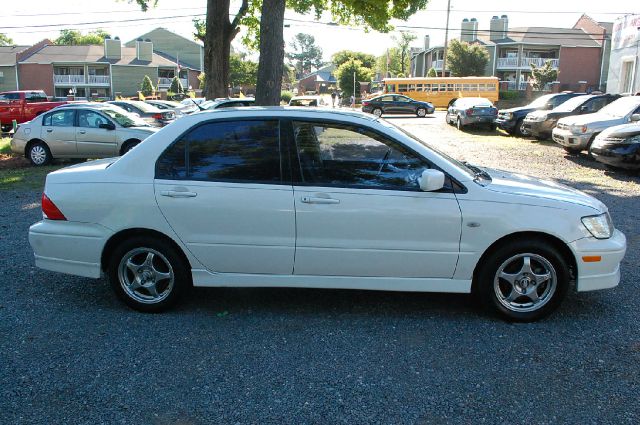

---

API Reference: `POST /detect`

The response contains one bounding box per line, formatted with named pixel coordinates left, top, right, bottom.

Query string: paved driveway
left=1, top=113, right=639, bottom=424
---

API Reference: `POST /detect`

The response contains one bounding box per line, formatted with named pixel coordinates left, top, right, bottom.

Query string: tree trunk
left=204, top=0, right=231, bottom=99
left=255, top=0, right=286, bottom=106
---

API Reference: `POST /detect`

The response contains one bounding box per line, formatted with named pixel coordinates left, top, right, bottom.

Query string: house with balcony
left=17, top=37, right=182, bottom=98
left=0, top=45, right=29, bottom=92
left=411, top=15, right=609, bottom=92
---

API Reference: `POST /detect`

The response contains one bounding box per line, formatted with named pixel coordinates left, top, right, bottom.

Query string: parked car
left=496, top=92, right=584, bottom=136
left=0, top=90, right=68, bottom=132
left=200, top=98, right=255, bottom=110
left=11, top=103, right=157, bottom=165
left=523, top=94, right=620, bottom=140
left=361, top=94, right=435, bottom=118
left=552, top=96, right=640, bottom=153
left=446, top=97, right=498, bottom=130
left=28, top=108, right=626, bottom=322
left=144, top=100, right=197, bottom=116
left=289, top=95, right=326, bottom=107
left=108, top=100, right=175, bottom=127
left=180, top=97, right=206, bottom=108
left=590, top=119, right=640, bottom=170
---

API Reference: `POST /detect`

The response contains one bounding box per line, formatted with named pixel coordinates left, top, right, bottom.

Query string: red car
left=0, top=91, right=68, bottom=132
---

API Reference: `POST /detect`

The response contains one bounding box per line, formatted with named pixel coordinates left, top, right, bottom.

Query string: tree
left=531, top=60, right=558, bottom=91
left=393, top=31, right=417, bottom=75
left=332, top=50, right=376, bottom=70
left=287, top=33, right=324, bottom=77
left=427, top=67, right=437, bottom=77
left=169, top=76, right=184, bottom=94
left=335, top=59, right=374, bottom=99
left=446, top=39, right=489, bottom=77
left=140, top=75, right=155, bottom=96
left=54, top=29, right=111, bottom=45
left=229, top=53, right=258, bottom=87
left=375, top=48, right=405, bottom=77
left=255, top=0, right=286, bottom=105
left=0, top=33, right=14, bottom=46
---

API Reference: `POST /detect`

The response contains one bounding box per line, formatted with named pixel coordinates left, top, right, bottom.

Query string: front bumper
left=570, top=229, right=626, bottom=292
left=523, top=119, right=556, bottom=138
left=552, top=128, right=592, bottom=150
left=495, top=117, right=517, bottom=131
left=590, top=142, right=640, bottom=170
left=29, top=220, right=112, bottom=279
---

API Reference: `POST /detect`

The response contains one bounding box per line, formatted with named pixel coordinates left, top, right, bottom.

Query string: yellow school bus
left=382, top=76, right=499, bottom=108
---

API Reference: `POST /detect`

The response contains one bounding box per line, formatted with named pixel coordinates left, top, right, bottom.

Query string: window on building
left=620, top=59, right=636, bottom=94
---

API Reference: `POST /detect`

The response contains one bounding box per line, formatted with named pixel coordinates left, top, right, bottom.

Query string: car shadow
left=563, top=153, right=640, bottom=181
left=382, top=115, right=437, bottom=120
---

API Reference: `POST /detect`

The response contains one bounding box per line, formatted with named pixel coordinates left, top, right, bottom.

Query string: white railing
left=53, top=74, right=85, bottom=84
left=87, top=75, right=110, bottom=85
left=158, top=77, right=173, bottom=86
left=496, top=57, right=520, bottom=68
left=497, top=57, right=559, bottom=69
left=506, top=81, right=531, bottom=90
left=433, top=59, right=444, bottom=70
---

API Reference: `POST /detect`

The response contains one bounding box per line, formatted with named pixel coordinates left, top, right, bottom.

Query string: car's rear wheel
left=456, top=117, right=464, bottom=131
left=120, top=139, right=140, bottom=155
left=107, top=236, right=190, bottom=312
left=27, top=141, right=52, bottom=166
left=416, top=107, right=427, bottom=118
left=475, top=239, right=570, bottom=322
left=372, top=108, right=382, bottom=117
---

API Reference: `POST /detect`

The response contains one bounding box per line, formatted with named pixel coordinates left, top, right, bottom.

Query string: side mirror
left=630, top=114, right=640, bottom=122
left=99, top=122, right=116, bottom=130
left=418, top=169, right=445, bottom=192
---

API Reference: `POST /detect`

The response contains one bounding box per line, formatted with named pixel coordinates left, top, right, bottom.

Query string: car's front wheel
left=107, top=236, right=190, bottom=312
left=456, top=117, right=464, bottom=131
left=416, top=107, right=427, bottom=118
left=27, top=141, right=52, bottom=166
left=475, top=239, right=570, bottom=322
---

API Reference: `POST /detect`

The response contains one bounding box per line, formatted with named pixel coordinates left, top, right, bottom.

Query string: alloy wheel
left=30, top=145, right=48, bottom=165
left=117, top=247, right=175, bottom=304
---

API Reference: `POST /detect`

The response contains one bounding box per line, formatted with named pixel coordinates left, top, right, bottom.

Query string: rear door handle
left=160, top=190, right=197, bottom=198
left=46, top=129, right=53, bottom=133
left=78, top=130, right=86, bottom=134
left=301, top=196, right=340, bottom=205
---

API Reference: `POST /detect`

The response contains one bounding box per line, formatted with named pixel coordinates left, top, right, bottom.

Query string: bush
left=169, top=76, right=184, bottom=94
left=280, top=91, right=294, bottom=103
left=499, top=90, right=520, bottom=100
left=140, top=75, right=155, bottom=97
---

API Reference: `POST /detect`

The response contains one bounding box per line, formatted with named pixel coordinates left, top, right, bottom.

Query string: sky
left=1, top=0, right=636, bottom=61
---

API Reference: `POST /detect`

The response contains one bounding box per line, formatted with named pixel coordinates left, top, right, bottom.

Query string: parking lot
left=1, top=111, right=639, bottom=424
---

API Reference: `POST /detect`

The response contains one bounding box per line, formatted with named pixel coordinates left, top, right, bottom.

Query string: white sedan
left=28, top=108, right=626, bottom=321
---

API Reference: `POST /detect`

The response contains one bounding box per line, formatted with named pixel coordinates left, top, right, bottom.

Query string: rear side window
left=43, top=110, right=75, bottom=127
left=156, top=120, right=281, bottom=183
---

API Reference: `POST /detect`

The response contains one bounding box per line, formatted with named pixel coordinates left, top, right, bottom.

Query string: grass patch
left=0, top=137, right=11, bottom=155
left=0, top=165, right=62, bottom=190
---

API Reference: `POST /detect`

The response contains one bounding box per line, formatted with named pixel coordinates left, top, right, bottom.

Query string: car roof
left=187, top=106, right=376, bottom=121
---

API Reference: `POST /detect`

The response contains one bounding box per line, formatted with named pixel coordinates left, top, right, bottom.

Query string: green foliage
left=446, top=39, right=489, bottom=77
left=280, top=90, right=294, bottom=103
left=0, top=33, right=13, bottom=46
left=282, top=64, right=296, bottom=89
left=128, top=0, right=158, bottom=11
left=198, top=72, right=206, bottom=90
left=376, top=47, right=406, bottom=77
left=140, top=75, right=155, bottom=96
left=332, top=50, right=376, bottom=70
left=393, top=31, right=417, bottom=75
left=335, top=59, right=374, bottom=97
left=530, top=60, right=558, bottom=90
left=193, top=18, right=206, bottom=43
left=499, top=90, right=521, bottom=100
left=287, top=33, right=324, bottom=76
left=230, top=53, right=258, bottom=86
left=427, top=67, right=437, bottom=77
left=55, top=29, right=111, bottom=46
left=169, top=76, right=184, bottom=94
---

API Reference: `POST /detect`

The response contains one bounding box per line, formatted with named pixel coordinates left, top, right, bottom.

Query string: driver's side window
left=292, top=121, right=431, bottom=190
left=78, top=110, right=107, bottom=128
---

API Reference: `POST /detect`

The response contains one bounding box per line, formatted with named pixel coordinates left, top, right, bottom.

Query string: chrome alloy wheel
left=373, top=108, right=382, bottom=117
left=118, top=248, right=175, bottom=304
left=417, top=108, right=426, bottom=117
left=493, top=253, right=557, bottom=313
left=30, top=145, right=48, bottom=165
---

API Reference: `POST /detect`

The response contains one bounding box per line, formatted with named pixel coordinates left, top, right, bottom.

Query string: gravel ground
left=1, top=113, right=639, bottom=424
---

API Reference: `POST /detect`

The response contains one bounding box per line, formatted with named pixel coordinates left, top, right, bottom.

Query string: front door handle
left=78, top=130, right=86, bottom=134
left=160, top=190, right=198, bottom=198
left=301, top=196, right=340, bottom=205
left=46, top=129, right=53, bottom=133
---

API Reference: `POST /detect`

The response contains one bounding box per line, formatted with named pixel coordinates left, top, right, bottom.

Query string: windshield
left=598, top=97, right=640, bottom=118
left=552, top=95, right=592, bottom=112
left=101, top=108, right=150, bottom=127
left=529, top=94, right=556, bottom=108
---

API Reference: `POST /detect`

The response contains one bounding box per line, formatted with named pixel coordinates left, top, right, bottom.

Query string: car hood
left=500, top=106, right=536, bottom=114
left=483, top=167, right=605, bottom=212
left=557, top=112, right=619, bottom=127
left=598, top=122, right=640, bottom=139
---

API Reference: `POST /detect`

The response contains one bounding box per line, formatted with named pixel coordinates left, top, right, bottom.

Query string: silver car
left=11, top=103, right=158, bottom=166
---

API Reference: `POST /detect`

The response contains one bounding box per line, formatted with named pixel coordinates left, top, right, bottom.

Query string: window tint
left=78, top=110, right=109, bottom=128
left=43, top=110, right=75, bottom=127
left=0, top=93, right=20, bottom=101
left=156, top=120, right=281, bottom=183
left=292, top=121, right=431, bottom=190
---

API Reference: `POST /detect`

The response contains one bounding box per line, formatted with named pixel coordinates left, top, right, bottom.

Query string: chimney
left=461, top=18, right=478, bottom=42
left=490, top=15, right=508, bottom=41
left=136, top=38, right=153, bottom=62
left=104, top=36, right=121, bottom=60
left=423, top=35, right=430, bottom=50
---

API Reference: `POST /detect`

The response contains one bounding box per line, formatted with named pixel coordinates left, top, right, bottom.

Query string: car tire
left=534, top=135, right=547, bottom=141
left=513, top=118, right=526, bottom=137
left=372, top=108, right=382, bottom=118
left=416, top=107, right=427, bottom=118
left=27, top=141, right=52, bottom=166
left=475, top=239, right=570, bottom=322
left=586, top=134, right=599, bottom=159
left=120, top=139, right=140, bottom=156
left=107, top=236, right=190, bottom=313
left=456, top=117, right=464, bottom=131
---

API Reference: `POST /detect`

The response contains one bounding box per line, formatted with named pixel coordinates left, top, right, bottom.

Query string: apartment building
left=606, top=14, right=640, bottom=94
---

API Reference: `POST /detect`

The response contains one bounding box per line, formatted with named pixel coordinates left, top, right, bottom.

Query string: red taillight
left=153, top=113, right=163, bottom=120
left=41, top=193, right=66, bottom=221
left=465, top=108, right=474, bottom=116
left=362, top=101, right=369, bottom=106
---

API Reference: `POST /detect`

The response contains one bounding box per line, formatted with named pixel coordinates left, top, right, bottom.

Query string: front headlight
left=581, top=213, right=613, bottom=239
left=571, top=124, right=589, bottom=134
left=533, top=114, right=547, bottom=122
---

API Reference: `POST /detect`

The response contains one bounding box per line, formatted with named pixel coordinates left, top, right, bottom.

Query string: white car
left=11, top=103, right=158, bottom=165
left=28, top=108, right=626, bottom=321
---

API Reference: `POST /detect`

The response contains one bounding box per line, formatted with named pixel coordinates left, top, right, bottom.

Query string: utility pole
left=442, top=0, right=452, bottom=78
